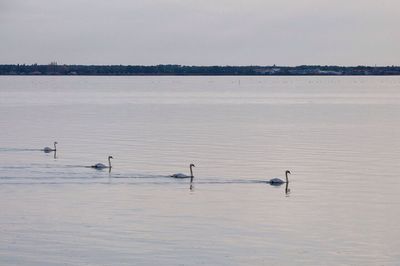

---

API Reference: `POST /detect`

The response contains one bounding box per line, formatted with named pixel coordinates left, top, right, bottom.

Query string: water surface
left=1, top=76, right=399, bottom=265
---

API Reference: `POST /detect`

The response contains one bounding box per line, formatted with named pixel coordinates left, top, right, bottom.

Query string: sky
left=0, top=0, right=399, bottom=66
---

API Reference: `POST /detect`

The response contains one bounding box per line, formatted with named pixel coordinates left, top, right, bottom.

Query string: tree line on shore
left=1, top=64, right=400, bottom=75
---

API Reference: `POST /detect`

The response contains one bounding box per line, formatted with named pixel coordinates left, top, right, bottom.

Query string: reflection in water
left=1, top=76, right=399, bottom=265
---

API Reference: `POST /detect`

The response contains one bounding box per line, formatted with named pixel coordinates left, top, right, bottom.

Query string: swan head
left=107, top=156, right=113, bottom=169
left=190, top=163, right=195, bottom=168
left=54, top=141, right=58, bottom=145
left=285, top=170, right=291, bottom=183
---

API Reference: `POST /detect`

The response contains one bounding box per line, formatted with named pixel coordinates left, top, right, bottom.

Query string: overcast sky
left=1, top=0, right=399, bottom=66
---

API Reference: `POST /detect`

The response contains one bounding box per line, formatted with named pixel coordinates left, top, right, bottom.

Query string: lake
left=0, top=76, right=399, bottom=265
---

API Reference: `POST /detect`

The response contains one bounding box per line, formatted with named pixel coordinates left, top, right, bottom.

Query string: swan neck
left=285, top=172, right=289, bottom=183
left=54, top=143, right=57, bottom=150
left=190, top=165, right=194, bottom=183
left=108, top=158, right=112, bottom=168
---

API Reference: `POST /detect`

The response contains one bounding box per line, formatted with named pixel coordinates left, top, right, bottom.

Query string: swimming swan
left=43, top=142, right=57, bottom=153
left=268, top=170, right=291, bottom=186
left=171, top=164, right=195, bottom=182
left=91, top=156, right=113, bottom=169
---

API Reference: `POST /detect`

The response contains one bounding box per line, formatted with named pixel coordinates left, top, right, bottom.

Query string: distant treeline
left=1, top=64, right=400, bottom=76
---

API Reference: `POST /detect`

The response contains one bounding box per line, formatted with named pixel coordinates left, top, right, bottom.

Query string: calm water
left=1, top=76, right=399, bottom=265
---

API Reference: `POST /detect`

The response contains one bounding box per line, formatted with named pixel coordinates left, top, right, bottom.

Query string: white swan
left=91, top=156, right=113, bottom=169
left=171, top=164, right=195, bottom=182
left=43, top=141, right=57, bottom=153
left=268, top=170, right=291, bottom=186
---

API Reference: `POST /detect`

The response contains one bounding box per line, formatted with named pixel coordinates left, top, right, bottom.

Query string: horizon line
left=1, top=63, right=399, bottom=68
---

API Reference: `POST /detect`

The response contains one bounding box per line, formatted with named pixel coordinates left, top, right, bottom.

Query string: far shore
left=1, top=64, right=400, bottom=76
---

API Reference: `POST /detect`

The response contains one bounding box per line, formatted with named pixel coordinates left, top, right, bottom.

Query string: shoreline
left=1, top=64, right=400, bottom=76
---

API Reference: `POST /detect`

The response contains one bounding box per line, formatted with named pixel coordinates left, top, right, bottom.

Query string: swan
left=171, top=164, right=195, bottom=182
left=268, top=170, right=291, bottom=186
left=43, top=141, right=57, bottom=153
left=91, top=156, right=113, bottom=169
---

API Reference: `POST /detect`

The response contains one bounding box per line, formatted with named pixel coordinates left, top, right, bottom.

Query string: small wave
left=64, top=165, right=94, bottom=168
left=112, top=174, right=168, bottom=179
left=110, top=176, right=269, bottom=184
left=0, top=166, right=32, bottom=169
left=0, top=148, right=42, bottom=152
left=0, top=169, right=274, bottom=185
left=0, top=164, right=65, bottom=170
left=190, top=179, right=267, bottom=185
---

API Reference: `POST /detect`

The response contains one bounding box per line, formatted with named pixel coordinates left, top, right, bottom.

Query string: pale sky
left=1, top=0, right=399, bottom=66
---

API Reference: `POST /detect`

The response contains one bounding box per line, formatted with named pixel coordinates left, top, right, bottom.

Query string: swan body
left=171, top=164, right=195, bottom=182
left=92, top=163, right=107, bottom=169
left=269, top=178, right=285, bottom=185
left=170, top=173, right=190, bottom=178
left=43, top=141, right=57, bottom=153
left=268, top=170, right=291, bottom=186
left=91, top=156, right=113, bottom=169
